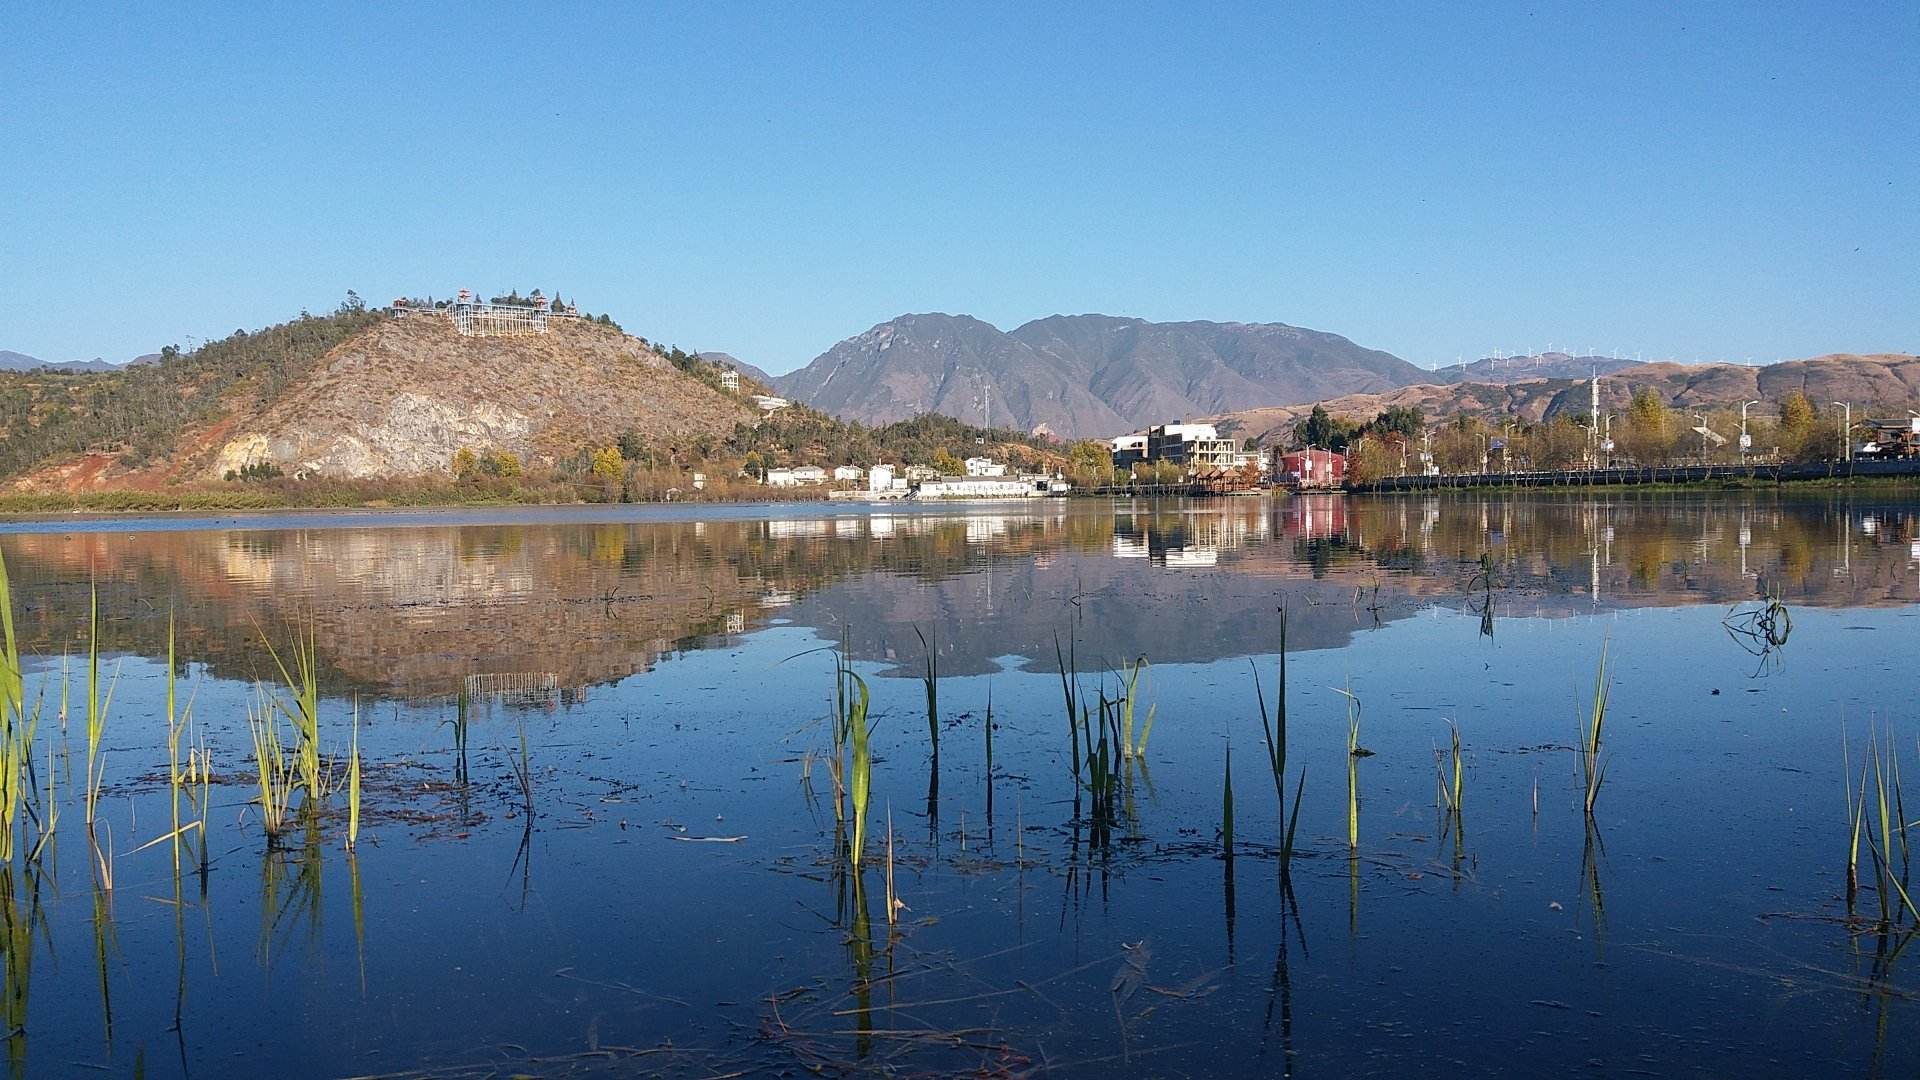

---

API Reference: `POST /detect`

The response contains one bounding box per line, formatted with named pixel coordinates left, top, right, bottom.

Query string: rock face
left=775, top=313, right=1428, bottom=437
left=212, top=315, right=753, bottom=479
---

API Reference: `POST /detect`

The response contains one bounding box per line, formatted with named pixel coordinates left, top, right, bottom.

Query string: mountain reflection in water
left=0, top=491, right=1914, bottom=701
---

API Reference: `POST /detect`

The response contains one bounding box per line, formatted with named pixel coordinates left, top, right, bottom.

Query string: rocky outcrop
left=209, top=316, right=753, bottom=479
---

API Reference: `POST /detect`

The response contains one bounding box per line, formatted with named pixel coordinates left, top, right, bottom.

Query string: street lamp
left=1740, top=400, right=1759, bottom=458
left=1833, top=401, right=1852, bottom=462
left=1693, top=413, right=1712, bottom=461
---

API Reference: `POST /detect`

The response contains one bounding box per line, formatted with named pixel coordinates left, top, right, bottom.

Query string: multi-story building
left=1144, top=423, right=1238, bottom=474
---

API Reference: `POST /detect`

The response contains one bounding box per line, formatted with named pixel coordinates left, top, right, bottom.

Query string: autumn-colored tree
left=1777, top=390, right=1816, bottom=459
left=492, top=450, right=522, bottom=478
left=591, top=446, right=625, bottom=483
left=451, top=447, right=478, bottom=478
left=930, top=448, right=963, bottom=475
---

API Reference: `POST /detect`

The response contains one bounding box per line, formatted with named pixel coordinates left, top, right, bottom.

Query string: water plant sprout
left=1251, top=609, right=1305, bottom=888
left=1582, top=638, right=1612, bottom=817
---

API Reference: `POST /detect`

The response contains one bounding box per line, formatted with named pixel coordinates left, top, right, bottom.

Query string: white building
left=765, top=468, right=798, bottom=487
left=719, top=370, right=741, bottom=392
left=964, top=456, right=1007, bottom=477
left=914, top=477, right=1043, bottom=499
left=789, top=465, right=828, bottom=485
left=751, top=395, right=790, bottom=414
left=868, top=464, right=897, bottom=492
left=832, top=464, right=864, bottom=482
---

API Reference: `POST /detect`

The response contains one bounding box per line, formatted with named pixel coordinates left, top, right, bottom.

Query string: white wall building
left=789, top=465, right=828, bottom=485
left=868, top=464, right=897, bottom=492
left=832, top=465, right=864, bottom=482
left=765, top=468, right=798, bottom=487
left=964, top=456, right=1007, bottom=476
left=914, top=477, right=1044, bottom=499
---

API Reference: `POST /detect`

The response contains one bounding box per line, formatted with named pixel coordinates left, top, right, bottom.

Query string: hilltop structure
left=393, top=288, right=582, bottom=338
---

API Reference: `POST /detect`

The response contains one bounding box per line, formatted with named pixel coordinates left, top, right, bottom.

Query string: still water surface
left=1, top=491, right=1917, bottom=1076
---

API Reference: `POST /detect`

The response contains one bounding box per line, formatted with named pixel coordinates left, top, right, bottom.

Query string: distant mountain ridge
left=1, top=349, right=158, bottom=374
left=1429, top=352, right=1648, bottom=385
left=773, top=313, right=1428, bottom=437
left=696, top=351, right=777, bottom=389
left=1204, top=352, right=1920, bottom=445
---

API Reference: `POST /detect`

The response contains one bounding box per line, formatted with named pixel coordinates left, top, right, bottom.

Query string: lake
left=0, top=490, right=1916, bottom=1077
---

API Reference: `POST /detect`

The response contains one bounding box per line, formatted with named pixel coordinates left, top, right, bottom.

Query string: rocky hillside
left=1205, top=352, right=1920, bottom=444
left=774, top=313, right=1426, bottom=437
left=3, top=309, right=757, bottom=489
left=209, top=316, right=753, bottom=480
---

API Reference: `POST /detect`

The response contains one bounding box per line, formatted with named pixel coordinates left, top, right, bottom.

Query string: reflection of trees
left=0, top=491, right=1911, bottom=701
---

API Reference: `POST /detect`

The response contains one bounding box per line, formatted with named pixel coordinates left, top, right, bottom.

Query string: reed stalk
left=914, top=625, right=939, bottom=766
left=260, top=618, right=322, bottom=802
left=1581, top=638, right=1612, bottom=817
left=346, top=700, right=362, bottom=851
left=0, top=551, right=24, bottom=861
left=1334, top=680, right=1363, bottom=849
left=1251, top=609, right=1305, bottom=886
left=884, top=806, right=899, bottom=927
left=83, top=583, right=118, bottom=828
left=247, top=689, right=296, bottom=840
left=846, top=672, right=873, bottom=866
left=1056, top=632, right=1080, bottom=783
left=1437, top=721, right=1464, bottom=813
left=1222, top=745, right=1234, bottom=860
left=1118, top=656, right=1151, bottom=759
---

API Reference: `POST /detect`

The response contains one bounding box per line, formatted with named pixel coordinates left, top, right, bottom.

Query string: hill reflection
left=0, top=492, right=1914, bottom=700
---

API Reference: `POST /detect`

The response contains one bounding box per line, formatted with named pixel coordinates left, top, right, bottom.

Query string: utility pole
left=1833, top=401, right=1852, bottom=462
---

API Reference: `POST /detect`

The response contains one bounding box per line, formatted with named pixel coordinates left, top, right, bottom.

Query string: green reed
left=346, top=700, right=362, bottom=852
left=914, top=625, right=939, bottom=765
left=164, top=611, right=196, bottom=870
left=259, top=618, right=322, bottom=801
left=247, top=688, right=296, bottom=840
left=83, top=583, right=117, bottom=829
left=1251, top=609, right=1305, bottom=887
left=1582, top=638, right=1612, bottom=817
left=845, top=670, right=873, bottom=866
left=1436, top=721, right=1464, bottom=814
left=1857, top=723, right=1919, bottom=928
left=0, top=552, right=24, bottom=862
left=1118, top=656, right=1155, bottom=760
left=1055, top=631, right=1081, bottom=783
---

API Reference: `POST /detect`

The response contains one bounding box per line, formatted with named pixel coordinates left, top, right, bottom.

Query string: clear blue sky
left=3, top=3, right=1913, bottom=372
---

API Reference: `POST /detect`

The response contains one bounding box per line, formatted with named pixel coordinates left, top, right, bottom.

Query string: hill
left=0, top=350, right=125, bottom=374
left=0, top=305, right=758, bottom=489
left=0, top=301, right=1074, bottom=502
left=697, top=351, right=777, bottom=388
left=1428, top=352, right=1648, bottom=385
left=774, top=313, right=1426, bottom=438
left=1205, top=352, right=1920, bottom=445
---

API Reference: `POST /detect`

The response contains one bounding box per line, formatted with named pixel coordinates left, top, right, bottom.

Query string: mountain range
left=0, top=350, right=159, bottom=374
left=766, top=313, right=1424, bottom=437
left=1201, top=353, right=1920, bottom=446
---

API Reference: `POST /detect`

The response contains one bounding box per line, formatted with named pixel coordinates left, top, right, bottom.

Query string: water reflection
left=1, top=493, right=1916, bottom=701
